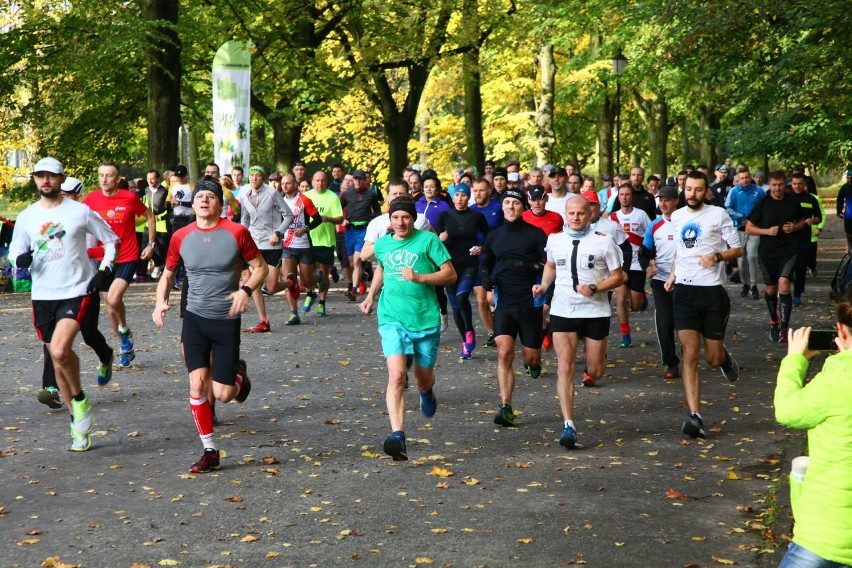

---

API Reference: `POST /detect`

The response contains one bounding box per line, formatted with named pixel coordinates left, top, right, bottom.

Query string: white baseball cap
left=32, top=157, right=64, bottom=175
left=61, top=176, right=83, bottom=194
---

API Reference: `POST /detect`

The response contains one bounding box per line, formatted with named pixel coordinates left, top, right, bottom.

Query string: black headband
left=388, top=199, right=417, bottom=219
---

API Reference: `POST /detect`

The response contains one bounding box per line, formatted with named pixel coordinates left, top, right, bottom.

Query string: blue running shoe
left=619, top=334, right=632, bottom=348
left=383, top=431, right=408, bottom=461
left=559, top=424, right=577, bottom=449
left=119, top=328, right=134, bottom=354
left=117, top=352, right=134, bottom=368
left=420, top=389, right=437, bottom=418
left=316, top=302, right=327, bottom=317
left=97, top=352, right=115, bottom=386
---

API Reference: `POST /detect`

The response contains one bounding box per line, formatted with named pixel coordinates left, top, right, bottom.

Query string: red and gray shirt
left=166, top=219, right=260, bottom=320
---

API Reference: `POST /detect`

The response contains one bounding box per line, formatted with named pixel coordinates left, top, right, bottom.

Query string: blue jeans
left=778, top=542, right=850, bottom=568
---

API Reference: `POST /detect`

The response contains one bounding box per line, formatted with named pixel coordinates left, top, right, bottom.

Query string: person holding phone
left=774, top=296, right=852, bottom=568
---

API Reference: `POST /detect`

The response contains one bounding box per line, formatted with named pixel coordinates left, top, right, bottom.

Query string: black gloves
left=87, top=267, right=113, bottom=293
left=16, top=251, right=33, bottom=269
left=480, top=273, right=494, bottom=291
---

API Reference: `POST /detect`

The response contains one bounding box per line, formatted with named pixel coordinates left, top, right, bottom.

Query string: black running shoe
left=235, top=360, right=251, bottom=403
left=383, top=432, right=408, bottom=461
left=190, top=449, right=221, bottom=473
left=682, top=414, right=706, bottom=439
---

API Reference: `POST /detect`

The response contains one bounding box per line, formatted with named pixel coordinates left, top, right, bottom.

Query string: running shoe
left=420, top=389, right=437, bottom=418
left=71, top=396, right=94, bottom=437
left=97, top=352, right=115, bottom=386
left=261, top=285, right=273, bottom=296
left=316, top=303, right=327, bottom=317
left=740, top=284, right=750, bottom=297
left=440, top=314, right=449, bottom=333
left=720, top=355, right=739, bottom=382
left=581, top=372, right=597, bottom=387
left=751, top=285, right=760, bottom=300
left=792, top=296, right=802, bottom=307
left=729, top=271, right=742, bottom=284
left=302, top=291, right=316, bottom=313
left=286, top=273, right=300, bottom=300
left=151, top=266, right=163, bottom=279
left=383, top=432, right=408, bottom=461
left=69, top=422, right=91, bottom=452
left=249, top=320, right=271, bottom=333
left=494, top=404, right=516, bottom=427
left=619, top=334, right=632, bottom=348
left=285, top=313, right=301, bottom=325
left=664, top=366, right=680, bottom=380
left=559, top=424, right=577, bottom=449
left=464, top=331, right=476, bottom=353
left=345, top=288, right=357, bottom=302
left=484, top=332, right=497, bottom=348
left=525, top=364, right=542, bottom=379
left=778, top=330, right=789, bottom=345
left=459, top=344, right=472, bottom=360
left=115, top=351, right=136, bottom=369
left=37, top=387, right=62, bottom=409
left=330, top=266, right=340, bottom=283
left=357, top=281, right=367, bottom=295
left=119, top=328, right=134, bottom=354
left=682, top=413, right=706, bottom=439
left=769, top=320, right=781, bottom=342
left=190, top=448, right=221, bottom=473
left=235, top=359, right=251, bottom=403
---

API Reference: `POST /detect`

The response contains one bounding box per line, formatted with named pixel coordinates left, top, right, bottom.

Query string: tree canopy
left=0, top=0, right=849, bottom=196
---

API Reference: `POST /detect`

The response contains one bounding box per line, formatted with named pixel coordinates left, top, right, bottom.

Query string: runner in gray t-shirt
left=153, top=179, right=269, bottom=474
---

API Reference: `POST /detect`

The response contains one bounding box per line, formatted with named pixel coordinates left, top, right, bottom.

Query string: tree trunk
left=463, top=46, right=485, bottom=172
left=462, top=0, right=485, bottom=172
left=419, top=110, right=430, bottom=168
left=269, top=118, right=303, bottom=173
left=634, top=90, right=670, bottom=177
left=698, top=105, right=721, bottom=169
left=144, top=0, right=181, bottom=173
left=187, top=127, right=199, bottom=178
left=679, top=116, right=690, bottom=169
left=370, top=63, right=430, bottom=178
left=596, top=93, right=614, bottom=178
left=535, top=44, right=556, bottom=167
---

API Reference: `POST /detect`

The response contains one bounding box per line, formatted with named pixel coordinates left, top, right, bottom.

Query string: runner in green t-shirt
left=360, top=195, right=455, bottom=461
left=304, top=173, right=343, bottom=316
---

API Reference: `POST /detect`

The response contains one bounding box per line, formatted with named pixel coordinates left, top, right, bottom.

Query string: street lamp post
left=611, top=51, right=628, bottom=175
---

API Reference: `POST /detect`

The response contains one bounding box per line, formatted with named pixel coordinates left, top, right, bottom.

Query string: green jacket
left=775, top=350, right=852, bottom=565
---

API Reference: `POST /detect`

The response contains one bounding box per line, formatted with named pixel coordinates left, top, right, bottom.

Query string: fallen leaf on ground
left=429, top=466, right=454, bottom=478
left=711, top=557, right=737, bottom=565
left=666, top=488, right=688, bottom=500
left=240, top=535, right=258, bottom=543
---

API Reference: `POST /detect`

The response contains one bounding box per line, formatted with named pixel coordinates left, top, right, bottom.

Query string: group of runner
left=11, top=156, right=825, bottom=468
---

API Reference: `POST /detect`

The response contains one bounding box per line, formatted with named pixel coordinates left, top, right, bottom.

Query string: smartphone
left=807, top=329, right=837, bottom=351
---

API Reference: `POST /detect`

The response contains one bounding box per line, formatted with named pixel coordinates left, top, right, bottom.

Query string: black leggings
left=42, top=293, right=113, bottom=389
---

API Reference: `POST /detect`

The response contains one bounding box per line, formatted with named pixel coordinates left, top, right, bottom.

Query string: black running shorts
left=181, top=311, right=240, bottom=385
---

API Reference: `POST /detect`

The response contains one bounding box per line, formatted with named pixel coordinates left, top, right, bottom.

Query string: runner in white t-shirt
left=609, top=183, right=652, bottom=348
left=664, top=171, right=742, bottom=439
left=534, top=196, right=625, bottom=449
left=279, top=174, right=324, bottom=325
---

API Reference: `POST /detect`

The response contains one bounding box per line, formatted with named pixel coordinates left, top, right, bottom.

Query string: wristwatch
left=147, top=242, right=156, bottom=248
left=589, top=284, right=598, bottom=294
left=714, top=252, right=723, bottom=262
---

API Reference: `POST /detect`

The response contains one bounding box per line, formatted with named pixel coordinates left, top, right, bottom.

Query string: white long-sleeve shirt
left=9, top=197, right=119, bottom=300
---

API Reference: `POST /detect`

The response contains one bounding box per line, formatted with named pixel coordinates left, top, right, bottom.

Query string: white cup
left=791, top=455, right=809, bottom=483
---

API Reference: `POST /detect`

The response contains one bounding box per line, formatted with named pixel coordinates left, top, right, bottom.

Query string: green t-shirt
left=374, top=229, right=452, bottom=331
left=304, top=189, right=342, bottom=248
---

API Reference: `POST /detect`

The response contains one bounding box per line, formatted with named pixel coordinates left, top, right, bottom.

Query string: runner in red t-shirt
left=84, top=162, right=156, bottom=368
